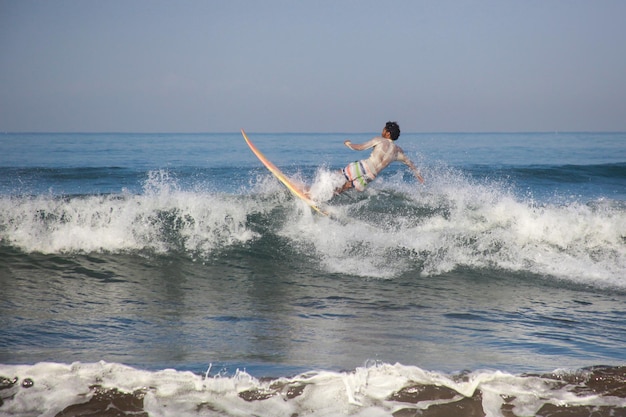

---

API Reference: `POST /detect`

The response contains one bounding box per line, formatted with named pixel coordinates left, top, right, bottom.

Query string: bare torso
left=347, top=137, right=412, bottom=178
left=338, top=134, right=424, bottom=194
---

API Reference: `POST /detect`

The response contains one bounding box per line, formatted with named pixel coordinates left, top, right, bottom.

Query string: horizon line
left=3, top=130, right=625, bottom=135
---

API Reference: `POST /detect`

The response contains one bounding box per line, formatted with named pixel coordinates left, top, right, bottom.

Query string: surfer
left=336, top=121, right=424, bottom=194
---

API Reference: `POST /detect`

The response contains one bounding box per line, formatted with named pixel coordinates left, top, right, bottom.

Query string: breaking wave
left=0, top=167, right=624, bottom=288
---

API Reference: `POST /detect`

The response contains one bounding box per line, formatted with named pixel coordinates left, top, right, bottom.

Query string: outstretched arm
left=398, top=151, right=425, bottom=184
left=407, top=160, right=425, bottom=184
left=344, top=138, right=381, bottom=151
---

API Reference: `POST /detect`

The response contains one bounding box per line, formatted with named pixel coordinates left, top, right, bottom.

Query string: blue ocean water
left=0, top=132, right=625, bottom=416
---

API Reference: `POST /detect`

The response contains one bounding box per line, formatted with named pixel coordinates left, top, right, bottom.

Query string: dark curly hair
left=385, top=121, right=400, bottom=140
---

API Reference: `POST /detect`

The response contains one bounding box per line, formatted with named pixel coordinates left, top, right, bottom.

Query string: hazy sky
left=1, top=0, right=625, bottom=132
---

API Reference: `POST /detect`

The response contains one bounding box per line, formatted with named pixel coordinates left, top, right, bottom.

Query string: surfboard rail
left=242, top=129, right=328, bottom=216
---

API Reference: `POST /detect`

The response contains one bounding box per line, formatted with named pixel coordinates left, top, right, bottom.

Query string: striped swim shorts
left=342, top=161, right=375, bottom=191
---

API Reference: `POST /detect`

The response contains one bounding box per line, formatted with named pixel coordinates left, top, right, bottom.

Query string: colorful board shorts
left=342, top=161, right=375, bottom=191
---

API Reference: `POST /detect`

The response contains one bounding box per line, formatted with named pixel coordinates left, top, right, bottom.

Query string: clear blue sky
left=1, top=0, right=625, bottom=132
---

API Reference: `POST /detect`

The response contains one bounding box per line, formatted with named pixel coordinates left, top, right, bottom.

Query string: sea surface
left=0, top=131, right=625, bottom=416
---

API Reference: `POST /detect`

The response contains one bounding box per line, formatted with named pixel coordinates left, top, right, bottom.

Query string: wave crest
left=1, top=168, right=624, bottom=289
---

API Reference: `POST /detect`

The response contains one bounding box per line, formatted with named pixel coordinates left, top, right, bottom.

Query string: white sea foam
left=284, top=166, right=626, bottom=287
left=1, top=167, right=624, bottom=288
left=308, top=167, right=346, bottom=202
left=0, top=361, right=623, bottom=417
left=0, top=170, right=257, bottom=255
